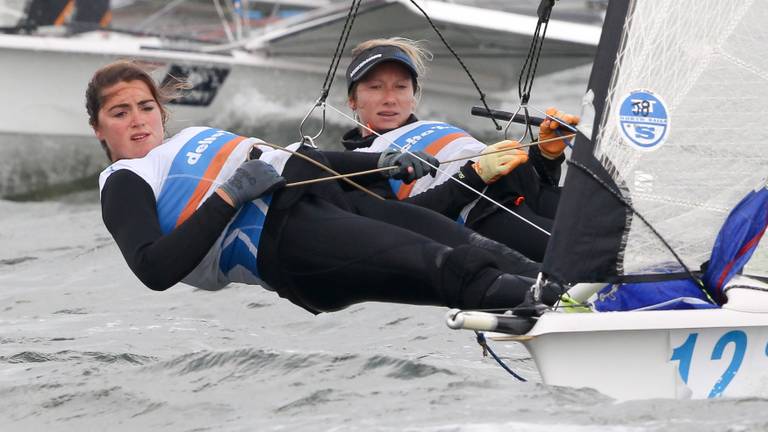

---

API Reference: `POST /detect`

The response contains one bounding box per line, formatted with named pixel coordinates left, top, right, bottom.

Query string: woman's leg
left=349, top=195, right=540, bottom=277
left=468, top=203, right=552, bottom=262
left=269, top=197, right=535, bottom=313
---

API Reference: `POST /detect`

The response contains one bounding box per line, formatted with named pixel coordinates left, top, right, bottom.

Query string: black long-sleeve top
left=100, top=149, right=382, bottom=291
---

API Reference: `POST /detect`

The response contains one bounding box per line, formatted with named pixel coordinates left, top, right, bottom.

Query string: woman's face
left=93, top=80, right=164, bottom=161
left=348, top=62, right=416, bottom=136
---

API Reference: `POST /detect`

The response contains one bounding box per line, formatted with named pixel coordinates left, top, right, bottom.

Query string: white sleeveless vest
left=354, top=121, right=487, bottom=223
left=98, top=127, right=298, bottom=291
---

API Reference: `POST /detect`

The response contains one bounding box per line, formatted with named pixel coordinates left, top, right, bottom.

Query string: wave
left=1, top=350, right=156, bottom=365
left=145, top=347, right=354, bottom=375
left=144, top=347, right=454, bottom=381
left=361, top=355, right=455, bottom=380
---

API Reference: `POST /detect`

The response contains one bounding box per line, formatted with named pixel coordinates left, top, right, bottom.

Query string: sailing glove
left=219, top=159, right=286, bottom=208
left=538, top=106, right=580, bottom=159
left=473, top=140, right=528, bottom=184
left=378, top=149, right=439, bottom=184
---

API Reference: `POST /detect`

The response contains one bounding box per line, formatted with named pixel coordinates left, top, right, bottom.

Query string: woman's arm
left=529, top=145, right=565, bottom=187
left=101, top=170, right=237, bottom=291
left=402, top=162, right=487, bottom=220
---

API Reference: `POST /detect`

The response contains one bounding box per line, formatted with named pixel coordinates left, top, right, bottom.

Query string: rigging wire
left=439, top=134, right=575, bottom=164
left=319, top=0, right=362, bottom=101
left=514, top=0, right=556, bottom=142
left=406, top=0, right=501, bottom=131
left=298, top=0, right=362, bottom=142
left=255, top=141, right=385, bottom=200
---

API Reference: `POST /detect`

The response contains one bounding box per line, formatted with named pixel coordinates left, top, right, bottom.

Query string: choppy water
left=1, top=35, right=766, bottom=429
left=2, top=192, right=768, bottom=431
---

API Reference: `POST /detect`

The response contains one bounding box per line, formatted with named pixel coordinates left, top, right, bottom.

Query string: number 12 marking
left=670, top=330, right=748, bottom=398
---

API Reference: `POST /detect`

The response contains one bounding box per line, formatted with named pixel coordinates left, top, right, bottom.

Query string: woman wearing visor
left=341, top=38, right=579, bottom=262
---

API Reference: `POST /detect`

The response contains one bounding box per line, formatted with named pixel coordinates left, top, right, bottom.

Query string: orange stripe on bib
left=395, top=132, right=468, bottom=200
left=175, top=135, right=247, bottom=227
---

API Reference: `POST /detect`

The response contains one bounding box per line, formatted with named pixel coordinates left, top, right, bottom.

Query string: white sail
left=590, top=0, right=767, bottom=274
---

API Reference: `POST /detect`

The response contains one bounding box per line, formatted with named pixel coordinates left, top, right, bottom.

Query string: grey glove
left=219, top=159, right=286, bottom=207
left=377, top=150, right=440, bottom=184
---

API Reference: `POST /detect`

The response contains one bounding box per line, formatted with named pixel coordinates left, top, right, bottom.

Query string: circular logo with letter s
left=617, top=89, right=670, bottom=151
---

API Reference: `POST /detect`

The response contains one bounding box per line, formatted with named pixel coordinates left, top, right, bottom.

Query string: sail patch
left=617, top=89, right=670, bottom=151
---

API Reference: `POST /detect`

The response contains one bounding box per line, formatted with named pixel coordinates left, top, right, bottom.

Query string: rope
left=475, top=331, right=527, bottom=381
left=285, top=166, right=394, bottom=187
left=439, top=134, right=574, bottom=165
left=256, top=141, right=385, bottom=200
left=407, top=0, right=501, bottom=131
left=325, top=103, right=551, bottom=236
left=280, top=135, right=573, bottom=189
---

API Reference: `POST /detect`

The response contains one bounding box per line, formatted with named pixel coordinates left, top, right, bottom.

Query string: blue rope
left=474, top=331, right=527, bottom=382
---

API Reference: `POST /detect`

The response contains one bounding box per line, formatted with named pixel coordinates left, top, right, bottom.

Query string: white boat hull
left=497, top=308, right=768, bottom=400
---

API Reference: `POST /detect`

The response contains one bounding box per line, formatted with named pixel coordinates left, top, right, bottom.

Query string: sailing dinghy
left=447, top=0, right=768, bottom=400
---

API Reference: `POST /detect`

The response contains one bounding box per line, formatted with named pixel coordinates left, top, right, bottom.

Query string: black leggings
left=468, top=203, right=553, bottom=263
left=264, top=195, right=538, bottom=313
left=352, top=196, right=541, bottom=277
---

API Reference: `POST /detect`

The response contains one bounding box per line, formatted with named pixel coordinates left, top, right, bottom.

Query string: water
left=1, top=14, right=767, bottom=429
left=1, top=192, right=768, bottom=431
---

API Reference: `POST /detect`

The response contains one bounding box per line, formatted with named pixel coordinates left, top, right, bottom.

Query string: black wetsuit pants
left=259, top=189, right=542, bottom=314
left=468, top=202, right=554, bottom=263
left=465, top=171, right=561, bottom=263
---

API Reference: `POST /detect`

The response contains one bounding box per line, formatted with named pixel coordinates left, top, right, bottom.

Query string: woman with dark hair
left=91, top=60, right=559, bottom=315
left=341, top=38, right=579, bottom=262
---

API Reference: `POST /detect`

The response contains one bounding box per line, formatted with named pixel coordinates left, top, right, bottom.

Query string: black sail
left=542, top=0, right=631, bottom=284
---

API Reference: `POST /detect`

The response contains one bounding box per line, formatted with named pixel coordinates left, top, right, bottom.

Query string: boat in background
left=0, top=0, right=602, bottom=198
left=246, top=0, right=601, bottom=100
left=0, top=0, right=333, bottom=198
left=447, top=0, right=768, bottom=400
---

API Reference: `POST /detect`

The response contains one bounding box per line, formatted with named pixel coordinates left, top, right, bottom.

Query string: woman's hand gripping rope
left=377, top=150, right=440, bottom=183
left=217, top=159, right=287, bottom=208
left=472, top=140, right=528, bottom=184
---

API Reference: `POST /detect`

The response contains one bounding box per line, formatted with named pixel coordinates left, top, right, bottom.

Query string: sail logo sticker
left=617, top=89, right=670, bottom=151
